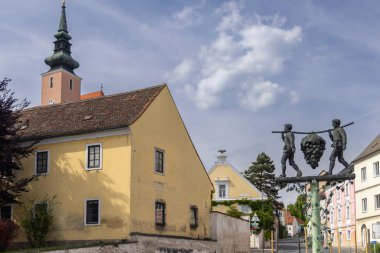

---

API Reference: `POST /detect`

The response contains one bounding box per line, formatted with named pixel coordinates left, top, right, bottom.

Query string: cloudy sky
left=1, top=0, right=380, bottom=204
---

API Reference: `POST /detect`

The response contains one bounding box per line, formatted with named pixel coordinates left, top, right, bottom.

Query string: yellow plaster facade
left=14, top=86, right=213, bottom=242
left=208, top=153, right=263, bottom=213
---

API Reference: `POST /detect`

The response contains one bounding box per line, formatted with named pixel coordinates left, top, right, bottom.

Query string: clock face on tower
left=48, top=99, right=56, bottom=105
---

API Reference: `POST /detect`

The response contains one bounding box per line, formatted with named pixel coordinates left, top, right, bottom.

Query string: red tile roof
left=18, top=84, right=166, bottom=141
left=80, top=90, right=105, bottom=100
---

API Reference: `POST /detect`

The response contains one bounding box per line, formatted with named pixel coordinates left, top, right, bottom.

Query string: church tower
left=41, top=1, right=81, bottom=106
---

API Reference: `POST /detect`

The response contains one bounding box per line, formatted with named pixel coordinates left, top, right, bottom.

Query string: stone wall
left=211, top=211, right=250, bottom=253
left=45, top=234, right=217, bottom=253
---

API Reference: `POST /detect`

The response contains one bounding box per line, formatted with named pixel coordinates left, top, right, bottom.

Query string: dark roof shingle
left=19, top=84, right=166, bottom=141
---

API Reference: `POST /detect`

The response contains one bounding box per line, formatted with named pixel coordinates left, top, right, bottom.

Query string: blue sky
left=1, top=0, right=380, bottom=204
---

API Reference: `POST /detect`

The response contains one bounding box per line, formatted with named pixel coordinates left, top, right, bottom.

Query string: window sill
left=86, top=167, right=102, bottom=171
left=35, top=173, right=49, bottom=176
left=154, top=171, right=165, bottom=176
left=84, top=223, right=100, bottom=226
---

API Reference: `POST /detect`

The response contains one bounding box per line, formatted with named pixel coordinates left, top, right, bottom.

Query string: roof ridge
left=23, top=83, right=167, bottom=112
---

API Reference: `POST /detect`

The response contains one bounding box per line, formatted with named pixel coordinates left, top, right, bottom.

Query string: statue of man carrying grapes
left=280, top=124, right=302, bottom=178
left=328, top=119, right=350, bottom=175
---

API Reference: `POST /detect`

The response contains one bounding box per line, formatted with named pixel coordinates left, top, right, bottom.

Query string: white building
left=353, top=134, right=380, bottom=248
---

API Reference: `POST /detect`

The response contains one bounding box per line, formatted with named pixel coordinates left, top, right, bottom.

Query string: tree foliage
left=21, top=195, right=57, bottom=248
left=0, top=78, right=35, bottom=206
left=243, top=152, right=279, bottom=201
left=287, top=194, right=307, bottom=222
left=226, top=206, right=244, bottom=218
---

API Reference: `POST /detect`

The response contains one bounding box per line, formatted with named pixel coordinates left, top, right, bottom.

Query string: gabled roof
left=353, top=134, right=380, bottom=163
left=295, top=217, right=304, bottom=225
left=18, top=84, right=166, bottom=141
left=208, top=157, right=266, bottom=198
left=80, top=90, right=105, bottom=100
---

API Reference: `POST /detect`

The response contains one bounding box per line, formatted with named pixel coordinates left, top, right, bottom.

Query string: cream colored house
left=353, top=134, right=380, bottom=248
left=208, top=152, right=264, bottom=249
left=208, top=152, right=264, bottom=214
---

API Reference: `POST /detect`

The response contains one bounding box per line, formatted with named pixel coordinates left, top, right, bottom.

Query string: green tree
left=243, top=152, right=279, bottom=201
left=0, top=78, right=35, bottom=206
left=287, top=194, right=307, bottom=222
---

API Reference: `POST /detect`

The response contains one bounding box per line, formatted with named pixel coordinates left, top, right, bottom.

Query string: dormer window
left=50, top=77, right=53, bottom=88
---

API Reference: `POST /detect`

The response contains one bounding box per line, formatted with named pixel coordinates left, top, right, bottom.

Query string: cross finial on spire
left=62, top=0, right=65, bottom=7
left=101, top=83, right=103, bottom=92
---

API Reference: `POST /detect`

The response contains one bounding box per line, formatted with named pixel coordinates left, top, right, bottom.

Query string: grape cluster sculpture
left=300, top=133, right=326, bottom=169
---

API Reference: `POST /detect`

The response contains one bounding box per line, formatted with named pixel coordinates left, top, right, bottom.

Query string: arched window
left=50, top=77, right=53, bottom=88
left=70, top=79, right=73, bottom=90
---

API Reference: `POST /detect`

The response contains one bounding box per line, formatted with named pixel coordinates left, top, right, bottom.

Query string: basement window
left=190, top=206, right=198, bottom=228
left=85, top=199, right=100, bottom=225
left=155, top=201, right=166, bottom=226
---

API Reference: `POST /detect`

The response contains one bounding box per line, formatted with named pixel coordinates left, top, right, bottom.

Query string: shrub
left=21, top=195, right=57, bottom=248
left=226, top=206, right=244, bottom=218
left=0, top=219, right=20, bottom=251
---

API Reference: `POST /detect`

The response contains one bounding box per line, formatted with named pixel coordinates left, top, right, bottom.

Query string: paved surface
left=251, top=238, right=360, bottom=253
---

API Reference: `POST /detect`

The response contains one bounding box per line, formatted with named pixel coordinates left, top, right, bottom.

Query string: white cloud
left=289, top=91, right=300, bottom=104
left=170, top=5, right=202, bottom=28
left=239, top=80, right=284, bottom=111
left=167, top=1, right=303, bottom=110
left=166, top=58, right=195, bottom=83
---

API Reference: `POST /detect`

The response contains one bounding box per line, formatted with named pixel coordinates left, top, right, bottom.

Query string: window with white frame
left=361, top=167, right=367, bottom=181
left=347, top=230, right=351, bottom=240
left=331, top=233, right=334, bottom=241
left=218, top=184, right=226, bottom=198
left=86, top=144, right=102, bottom=170
left=85, top=199, right=100, bottom=225
left=338, top=208, right=342, bottom=221
left=0, top=205, right=12, bottom=220
left=374, top=162, right=380, bottom=177
left=362, top=198, right=368, bottom=213
left=375, top=195, right=380, bottom=210
left=155, top=149, right=164, bottom=174
left=36, top=151, right=49, bottom=175
left=346, top=206, right=350, bottom=218
left=345, top=182, right=349, bottom=196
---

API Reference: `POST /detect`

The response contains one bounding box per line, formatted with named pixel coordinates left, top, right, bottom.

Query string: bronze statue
left=328, top=119, right=350, bottom=174
left=280, top=124, right=302, bottom=178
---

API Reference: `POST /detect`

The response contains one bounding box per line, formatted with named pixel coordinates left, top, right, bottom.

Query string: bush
left=0, top=219, right=20, bottom=251
left=226, top=206, right=244, bottom=218
left=21, top=196, right=57, bottom=248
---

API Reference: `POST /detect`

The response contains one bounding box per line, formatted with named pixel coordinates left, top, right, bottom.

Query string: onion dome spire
left=44, top=0, right=79, bottom=74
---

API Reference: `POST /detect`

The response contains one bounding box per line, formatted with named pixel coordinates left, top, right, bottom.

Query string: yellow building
left=208, top=151, right=263, bottom=214
left=8, top=2, right=214, bottom=246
